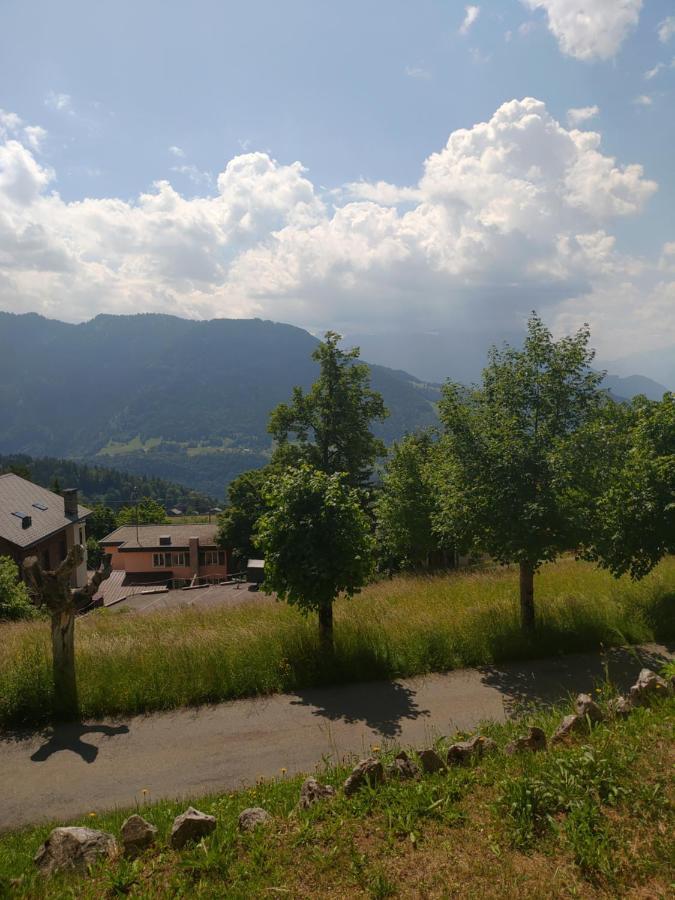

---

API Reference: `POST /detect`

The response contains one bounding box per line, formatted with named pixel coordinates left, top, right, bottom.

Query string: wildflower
left=371, top=745, right=381, bottom=753
left=281, top=767, right=287, bottom=775
left=88, top=812, right=97, bottom=818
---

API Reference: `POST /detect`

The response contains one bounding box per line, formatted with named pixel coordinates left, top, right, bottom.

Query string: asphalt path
left=0, top=642, right=671, bottom=831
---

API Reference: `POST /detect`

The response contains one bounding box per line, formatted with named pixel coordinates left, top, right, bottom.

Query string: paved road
left=0, top=643, right=671, bottom=831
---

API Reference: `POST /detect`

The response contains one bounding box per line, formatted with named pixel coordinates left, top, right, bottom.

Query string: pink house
left=100, top=523, right=227, bottom=588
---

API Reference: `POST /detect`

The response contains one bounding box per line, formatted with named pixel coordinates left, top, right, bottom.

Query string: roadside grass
left=0, top=692, right=672, bottom=898
left=1, top=556, right=674, bottom=727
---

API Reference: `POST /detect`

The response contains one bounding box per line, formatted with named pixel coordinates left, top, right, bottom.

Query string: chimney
left=63, top=488, right=78, bottom=517
left=189, top=536, right=199, bottom=576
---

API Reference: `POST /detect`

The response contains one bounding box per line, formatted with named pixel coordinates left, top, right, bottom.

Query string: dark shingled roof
left=100, top=523, right=219, bottom=550
left=0, top=473, right=90, bottom=549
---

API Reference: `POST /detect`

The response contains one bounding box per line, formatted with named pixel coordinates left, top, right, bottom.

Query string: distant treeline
left=0, top=454, right=217, bottom=512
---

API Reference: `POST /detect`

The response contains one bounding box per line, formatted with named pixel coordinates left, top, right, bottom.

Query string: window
left=203, top=550, right=220, bottom=566
left=80, top=527, right=85, bottom=545
left=153, top=552, right=168, bottom=568
left=41, top=549, right=50, bottom=570
left=172, top=551, right=188, bottom=567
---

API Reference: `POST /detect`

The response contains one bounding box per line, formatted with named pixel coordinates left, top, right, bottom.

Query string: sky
left=0, top=0, right=674, bottom=364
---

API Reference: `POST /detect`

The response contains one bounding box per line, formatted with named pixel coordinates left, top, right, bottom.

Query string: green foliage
left=86, top=504, right=118, bottom=541
left=582, top=392, right=675, bottom=579
left=86, top=536, right=103, bottom=569
left=269, top=331, right=388, bottom=489
left=375, top=432, right=443, bottom=570
left=115, top=497, right=167, bottom=526
left=0, top=556, right=36, bottom=621
left=257, top=465, right=375, bottom=614
left=216, top=467, right=271, bottom=566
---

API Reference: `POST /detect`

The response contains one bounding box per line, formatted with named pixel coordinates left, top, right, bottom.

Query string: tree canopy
left=0, top=556, right=37, bottom=621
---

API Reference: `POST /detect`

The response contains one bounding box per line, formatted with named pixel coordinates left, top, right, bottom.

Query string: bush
left=0, top=556, right=37, bottom=622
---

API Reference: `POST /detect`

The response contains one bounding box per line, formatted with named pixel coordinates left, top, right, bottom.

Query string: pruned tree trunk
left=318, top=602, right=334, bottom=653
left=51, top=608, right=78, bottom=719
left=519, top=561, right=535, bottom=632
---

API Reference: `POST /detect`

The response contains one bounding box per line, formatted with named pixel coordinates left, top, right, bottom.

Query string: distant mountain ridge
left=0, top=312, right=440, bottom=496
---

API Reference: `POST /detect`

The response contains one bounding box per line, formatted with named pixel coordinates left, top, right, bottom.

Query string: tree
left=86, top=504, right=118, bottom=541
left=256, top=465, right=374, bottom=651
left=24, top=546, right=111, bottom=719
left=0, top=556, right=37, bottom=621
left=375, top=432, right=441, bottom=570
left=116, top=496, right=166, bottom=527
left=583, top=392, right=675, bottom=578
left=217, top=467, right=271, bottom=568
left=436, top=313, right=605, bottom=631
left=268, top=331, right=388, bottom=490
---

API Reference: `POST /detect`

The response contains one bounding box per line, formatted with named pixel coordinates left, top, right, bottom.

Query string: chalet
left=0, top=474, right=91, bottom=588
left=99, top=523, right=227, bottom=588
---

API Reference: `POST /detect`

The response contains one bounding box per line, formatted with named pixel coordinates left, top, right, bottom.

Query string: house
left=99, top=523, right=227, bottom=588
left=0, top=474, right=91, bottom=588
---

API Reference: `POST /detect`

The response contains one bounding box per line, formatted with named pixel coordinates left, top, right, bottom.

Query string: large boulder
left=447, top=735, right=497, bottom=766
left=170, top=807, right=216, bottom=849
left=298, top=777, right=336, bottom=810
left=505, top=726, right=547, bottom=755
left=343, top=757, right=385, bottom=796
left=386, top=750, right=420, bottom=780
left=34, top=826, right=118, bottom=876
left=551, top=714, right=586, bottom=744
left=629, top=668, right=671, bottom=707
left=238, top=807, right=272, bottom=832
left=418, top=748, right=446, bottom=774
left=575, top=693, right=604, bottom=723
left=120, top=814, right=157, bottom=857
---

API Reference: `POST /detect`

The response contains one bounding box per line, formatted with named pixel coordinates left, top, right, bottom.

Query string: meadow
left=1, top=688, right=672, bottom=898
left=0, top=557, right=673, bottom=728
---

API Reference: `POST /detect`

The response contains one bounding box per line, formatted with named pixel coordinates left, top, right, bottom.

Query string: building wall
left=103, top=545, right=227, bottom=581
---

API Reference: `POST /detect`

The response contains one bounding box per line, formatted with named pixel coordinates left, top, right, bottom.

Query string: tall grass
left=1, top=557, right=673, bottom=727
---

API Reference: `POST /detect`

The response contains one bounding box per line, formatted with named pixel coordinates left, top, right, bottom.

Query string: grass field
left=0, top=557, right=673, bottom=728
left=0, top=689, right=672, bottom=898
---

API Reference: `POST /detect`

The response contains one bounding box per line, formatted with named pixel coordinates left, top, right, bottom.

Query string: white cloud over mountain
left=522, top=0, right=642, bottom=61
left=0, top=98, right=671, bottom=357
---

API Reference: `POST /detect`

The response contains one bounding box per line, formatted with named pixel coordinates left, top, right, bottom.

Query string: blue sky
left=0, top=0, right=674, bottom=365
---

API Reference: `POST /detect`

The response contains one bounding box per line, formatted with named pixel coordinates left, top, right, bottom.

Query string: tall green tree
left=375, top=432, right=441, bottom=570
left=217, top=467, right=271, bottom=568
left=116, top=496, right=167, bottom=527
left=268, top=331, right=388, bottom=489
left=0, top=556, right=37, bottom=621
left=256, top=465, right=374, bottom=651
left=86, top=504, right=118, bottom=541
left=436, top=313, right=605, bottom=631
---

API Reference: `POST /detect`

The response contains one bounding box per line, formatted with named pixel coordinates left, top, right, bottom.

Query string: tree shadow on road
left=290, top=679, right=430, bottom=738
left=478, top=643, right=673, bottom=714
left=29, top=723, right=130, bottom=764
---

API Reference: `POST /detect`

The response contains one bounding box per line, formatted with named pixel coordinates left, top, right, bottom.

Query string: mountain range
left=0, top=311, right=669, bottom=498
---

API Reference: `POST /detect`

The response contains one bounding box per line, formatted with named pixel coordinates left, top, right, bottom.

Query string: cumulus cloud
left=658, top=16, right=675, bottom=43
left=567, top=105, right=599, bottom=126
left=0, top=98, right=669, bottom=357
left=459, top=5, right=480, bottom=36
left=522, top=0, right=642, bottom=61
left=169, top=145, right=185, bottom=157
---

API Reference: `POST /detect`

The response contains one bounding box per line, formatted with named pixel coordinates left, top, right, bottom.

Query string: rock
left=505, top=726, right=547, bottom=755
left=238, top=807, right=272, bottom=832
left=574, top=693, right=604, bottom=723
left=629, top=668, right=670, bottom=707
left=447, top=735, right=497, bottom=766
left=170, top=807, right=216, bottom=849
left=343, top=757, right=385, bottom=796
left=34, top=826, right=118, bottom=876
left=608, top=695, right=632, bottom=718
left=298, top=777, right=336, bottom=810
left=418, top=748, right=446, bottom=774
left=120, top=814, right=157, bottom=856
left=386, top=750, right=420, bottom=780
left=551, top=714, right=586, bottom=744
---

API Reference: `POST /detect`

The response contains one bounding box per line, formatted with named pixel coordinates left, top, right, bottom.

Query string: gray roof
left=0, top=473, right=90, bottom=549
left=100, top=523, right=219, bottom=550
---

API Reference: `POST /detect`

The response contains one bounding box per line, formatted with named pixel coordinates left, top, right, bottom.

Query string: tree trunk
left=51, top=608, right=78, bottom=719
left=519, top=561, right=536, bottom=632
left=318, top=602, right=334, bottom=654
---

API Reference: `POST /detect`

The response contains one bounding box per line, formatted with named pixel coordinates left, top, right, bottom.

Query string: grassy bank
left=1, top=557, right=674, bottom=728
left=1, top=689, right=673, bottom=898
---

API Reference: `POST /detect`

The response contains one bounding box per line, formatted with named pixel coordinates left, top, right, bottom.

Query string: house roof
left=0, top=473, right=91, bottom=549
left=100, top=523, right=220, bottom=550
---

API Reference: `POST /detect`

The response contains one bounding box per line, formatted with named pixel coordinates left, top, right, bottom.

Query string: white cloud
left=522, top=0, right=642, bottom=61
left=567, top=105, right=599, bottom=126
left=404, top=65, right=431, bottom=79
left=459, top=5, right=480, bottom=36
left=633, top=94, right=653, bottom=106
left=0, top=99, right=668, bottom=357
left=44, top=91, right=73, bottom=114
left=658, top=16, right=675, bottom=43
left=169, top=145, right=185, bottom=157
left=170, top=163, right=212, bottom=186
